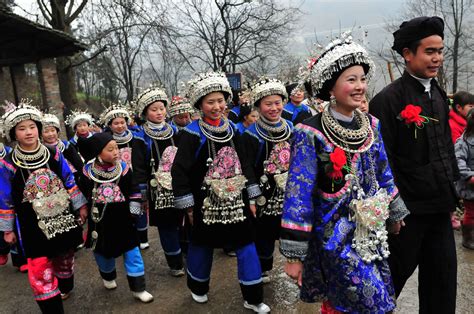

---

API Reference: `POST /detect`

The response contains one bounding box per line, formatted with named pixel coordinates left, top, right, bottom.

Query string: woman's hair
left=463, top=108, right=474, bottom=140
left=237, top=104, right=252, bottom=122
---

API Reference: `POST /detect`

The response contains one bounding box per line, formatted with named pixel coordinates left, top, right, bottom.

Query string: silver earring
left=330, top=95, right=337, bottom=107
left=98, top=156, right=103, bottom=163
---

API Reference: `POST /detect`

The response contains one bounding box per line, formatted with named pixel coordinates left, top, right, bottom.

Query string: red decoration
left=328, top=147, right=347, bottom=179
left=399, top=104, right=424, bottom=126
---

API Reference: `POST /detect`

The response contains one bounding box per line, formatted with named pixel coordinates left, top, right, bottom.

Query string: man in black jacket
left=370, top=16, right=458, bottom=314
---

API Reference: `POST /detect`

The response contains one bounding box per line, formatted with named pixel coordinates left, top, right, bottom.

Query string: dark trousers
left=388, top=213, right=457, bottom=314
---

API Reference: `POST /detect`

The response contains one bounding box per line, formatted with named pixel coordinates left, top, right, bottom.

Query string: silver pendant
left=91, top=230, right=98, bottom=239
left=203, top=197, right=211, bottom=207
left=38, top=221, right=47, bottom=230
left=150, top=179, right=158, bottom=187
left=260, top=175, right=268, bottom=184
left=256, top=196, right=267, bottom=206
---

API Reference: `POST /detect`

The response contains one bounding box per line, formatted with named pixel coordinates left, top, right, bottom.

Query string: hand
left=284, top=261, right=303, bottom=286
left=187, top=208, right=194, bottom=226
left=78, top=206, right=88, bottom=225
left=249, top=204, right=257, bottom=218
left=4, top=231, right=16, bottom=245
left=387, top=219, right=405, bottom=235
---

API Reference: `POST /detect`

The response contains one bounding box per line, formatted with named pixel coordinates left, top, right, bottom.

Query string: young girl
left=454, top=108, right=474, bottom=250
left=42, top=113, right=84, bottom=184
left=135, top=86, right=184, bottom=275
left=236, top=104, right=259, bottom=134
left=100, top=104, right=149, bottom=249
left=169, top=96, right=194, bottom=131
left=281, top=34, right=409, bottom=313
left=241, top=78, right=293, bottom=283
left=65, top=110, right=94, bottom=159
left=78, top=132, right=153, bottom=303
left=0, top=101, right=88, bottom=313
left=172, top=72, right=270, bottom=312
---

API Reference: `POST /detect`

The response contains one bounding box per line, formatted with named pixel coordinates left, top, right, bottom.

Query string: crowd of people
left=0, top=15, right=471, bottom=314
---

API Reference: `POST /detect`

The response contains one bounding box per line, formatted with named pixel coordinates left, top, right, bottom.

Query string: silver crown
left=42, top=113, right=61, bottom=130
left=250, top=77, right=287, bottom=107
left=1, top=99, right=43, bottom=141
left=100, top=103, right=132, bottom=126
left=65, top=110, right=93, bottom=129
left=135, top=85, right=168, bottom=116
left=298, top=31, right=375, bottom=98
left=168, top=96, right=194, bottom=117
left=186, top=72, right=232, bottom=108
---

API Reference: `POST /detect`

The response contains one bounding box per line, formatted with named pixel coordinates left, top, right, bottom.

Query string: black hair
left=452, top=91, right=474, bottom=113
left=407, top=39, right=422, bottom=55
left=237, top=105, right=253, bottom=122
left=464, top=108, right=474, bottom=140
left=10, top=120, right=42, bottom=141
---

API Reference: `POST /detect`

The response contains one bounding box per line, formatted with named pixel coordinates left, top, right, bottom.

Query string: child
left=78, top=132, right=153, bottom=303
left=449, top=91, right=474, bottom=143
left=454, top=108, right=474, bottom=250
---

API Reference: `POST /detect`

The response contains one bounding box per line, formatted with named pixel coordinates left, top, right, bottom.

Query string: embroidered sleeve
left=246, top=184, right=261, bottom=199
left=174, top=194, right=194, bottom=210
left=280, top=126, right=318, bottom=260
left=0, top=161, right=14, bottom=231
left=60, top=153, right=87, bottom=210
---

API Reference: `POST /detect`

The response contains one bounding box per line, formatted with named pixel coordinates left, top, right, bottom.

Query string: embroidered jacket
left=282, top=102, right=312, bottom=125
left=280, top=114, right=409, bottom=313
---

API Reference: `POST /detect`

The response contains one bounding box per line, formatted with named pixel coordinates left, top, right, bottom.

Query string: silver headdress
left=168, top=96, right=194, bottom=117
left=186, top=72, right=232, bottom=108
left=136, top=85, right=168, bottom=116
left=299, top=31, right=375, bottom=100
left=250, top=77, right=288, bottom=107
left=1, top=99, right=43, bottom=141
left=99, top=103, right=132, bottom=126
left=65, top=110, right=93, bottom=129
left=42, top=113, right=61, bottom=131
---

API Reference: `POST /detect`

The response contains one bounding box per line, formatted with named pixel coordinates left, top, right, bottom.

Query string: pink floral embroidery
left=96, top=183, right=125, bottom=204
left=119, top=147, right=132, bottom=167
left=206, top=146, right=242, bottom=179
left=264, top=142, right=291, bottom=174
left=158, top=146, right=177, bottom=173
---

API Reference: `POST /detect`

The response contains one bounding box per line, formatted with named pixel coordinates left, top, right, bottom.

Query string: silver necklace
left=199, top=118, right=233, bottom=143
left=113, top=130, right=133, bottom=144
left=255, top=118, right=291, bottom=143
left=56, top=140, right=65, bottom=153
left=87, top=161, right=122, bottom=183
left=12, top=144, right=50, bottom=169
left=321, top=107, right=373, bottom=153
left=144, top=121, right=174, bottom=140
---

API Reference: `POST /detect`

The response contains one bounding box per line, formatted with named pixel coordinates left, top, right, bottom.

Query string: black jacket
left=369, top=71, right=459, bottom=215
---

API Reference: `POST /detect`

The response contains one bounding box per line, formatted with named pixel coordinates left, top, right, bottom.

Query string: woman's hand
left=284, top=260, right=303, bottom=286
left=4, top=231, right=16, bottom=245
left=78, top=205, right=88, bottom=225
left=249, top=204, right=257, bottom=218
left=187, top=208, right=194, bottom=226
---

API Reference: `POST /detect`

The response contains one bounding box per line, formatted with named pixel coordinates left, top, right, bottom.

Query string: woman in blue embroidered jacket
left=0, top=102, right=88, bottom=313
left=280, top=34, right=410, bottom=313
left=241, top=78, right=293, bottom=282
left=134, top=86, right=185, bottom=276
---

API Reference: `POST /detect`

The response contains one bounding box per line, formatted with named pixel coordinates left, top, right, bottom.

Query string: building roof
left=0, top=7, right=87, bottom=66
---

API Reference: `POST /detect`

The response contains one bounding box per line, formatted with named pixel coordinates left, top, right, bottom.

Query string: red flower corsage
left=328, top=147, right=347, bottom=180
left=398, top=104, right=438, bottom=138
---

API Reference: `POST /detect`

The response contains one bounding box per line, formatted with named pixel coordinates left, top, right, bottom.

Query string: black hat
left=77, top=132, right=113, bottom=163
left=392, top=16, right=444, bottom=56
